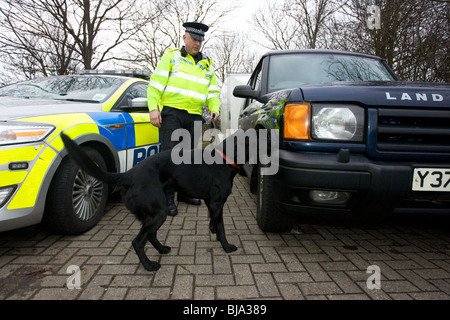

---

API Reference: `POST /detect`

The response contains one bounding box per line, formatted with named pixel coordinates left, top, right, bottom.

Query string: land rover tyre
left=256, top=163, right=294, bottom=232
left=43, top=147, right=108, bottom=235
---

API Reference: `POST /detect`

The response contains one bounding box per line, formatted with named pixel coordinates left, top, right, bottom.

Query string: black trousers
left=160, top=106, right=203, bottom=151
left=160, top=106, right=203, bottom=201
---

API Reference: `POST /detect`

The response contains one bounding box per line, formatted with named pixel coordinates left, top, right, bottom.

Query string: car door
left=239, top=60, right=265, bottom=130
left=112, top=82, right=161, bottom=172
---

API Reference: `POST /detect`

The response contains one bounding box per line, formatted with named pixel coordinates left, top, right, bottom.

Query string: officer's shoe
left=178, top=194, right=201, bottom=206
left=167, top=194, right=178, bottom=216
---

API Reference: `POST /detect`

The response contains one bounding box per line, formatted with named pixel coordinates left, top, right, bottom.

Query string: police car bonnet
left=183, top=22, right=209, bottom=42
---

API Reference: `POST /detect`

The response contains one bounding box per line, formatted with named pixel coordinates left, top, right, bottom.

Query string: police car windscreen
left=0, top=75, right=126, bottom=103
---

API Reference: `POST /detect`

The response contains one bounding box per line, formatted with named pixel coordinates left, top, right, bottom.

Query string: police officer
left=147, top=22, right=220, bottom=216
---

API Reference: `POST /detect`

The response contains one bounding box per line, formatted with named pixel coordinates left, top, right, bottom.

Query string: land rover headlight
left=311, top=105, right=365, bottom=142
left=0, top=123, right=55, bottom=146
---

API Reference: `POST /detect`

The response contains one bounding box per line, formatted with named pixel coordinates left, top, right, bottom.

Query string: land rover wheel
left=256, top=163, right=293, bottom=232
left=43, top=147, right=108, bottom=234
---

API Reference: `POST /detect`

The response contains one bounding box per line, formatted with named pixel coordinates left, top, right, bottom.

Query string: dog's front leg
left=209, top=219, right=217, bottom=235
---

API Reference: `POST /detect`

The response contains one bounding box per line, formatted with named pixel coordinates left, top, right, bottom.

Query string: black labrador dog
left=60, top=129, right=252, bottom=271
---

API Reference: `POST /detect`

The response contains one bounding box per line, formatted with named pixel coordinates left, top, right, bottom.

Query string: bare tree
left=0, top=0, right=163, bottom=80
left=286, top=0, right=344, bottom=49
left=61, top=0, right=155, bottom=70
left=208, top=30, right=259, bottom=84
left=336, top=0, right=449, bottom=82
left=251, top=0, right=343, bottom=50
left=0, top=0, right=78, bottom=77
left=122, top=0, right=238, bottom=72
left=252, top=0, right=298, bottom=50
left=251, top=0, right=448, bottom=82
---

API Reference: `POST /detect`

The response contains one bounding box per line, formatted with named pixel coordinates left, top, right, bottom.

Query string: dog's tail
left=60, top=132, right=126, bottom=186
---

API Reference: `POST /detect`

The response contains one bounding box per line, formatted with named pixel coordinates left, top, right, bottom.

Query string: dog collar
left=215, top=149, right=238, bottom=168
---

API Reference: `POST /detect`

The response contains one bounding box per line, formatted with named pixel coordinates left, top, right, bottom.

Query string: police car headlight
left=0, top=123, right=55, bottom=146
left=0, top=186, right=16, bottom=208
left=311, top=105, right=364, bottom=142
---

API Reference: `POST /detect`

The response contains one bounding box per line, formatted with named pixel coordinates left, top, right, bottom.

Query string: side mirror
left=131, top=97, right=148, bottom=108
left=233, top=85, right=260, bottom=99
left=120, top=97, right=148, bottom=112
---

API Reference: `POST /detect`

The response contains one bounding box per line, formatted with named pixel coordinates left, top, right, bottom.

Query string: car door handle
left=108, top=124, right=124, bottom=129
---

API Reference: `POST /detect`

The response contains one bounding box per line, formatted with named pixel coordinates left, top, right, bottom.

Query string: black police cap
left=183, top=22, right=209, bottom=42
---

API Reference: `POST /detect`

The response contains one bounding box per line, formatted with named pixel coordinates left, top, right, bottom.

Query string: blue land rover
left=234, top=50, right=450, bottom=232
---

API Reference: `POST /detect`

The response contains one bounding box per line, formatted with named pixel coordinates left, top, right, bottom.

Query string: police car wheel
left=43, top=147, right=108, bottom=235
left=256, top=163, right=293, bottom=232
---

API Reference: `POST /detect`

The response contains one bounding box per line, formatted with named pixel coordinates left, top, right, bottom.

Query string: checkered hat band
left=185, top=27, right=204, bottom=35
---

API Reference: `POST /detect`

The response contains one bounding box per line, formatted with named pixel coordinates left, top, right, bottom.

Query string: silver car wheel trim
left=72, top=170, right=103, bottom=221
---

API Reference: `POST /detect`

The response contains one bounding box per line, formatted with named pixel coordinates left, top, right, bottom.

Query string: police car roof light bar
left=78, top=69, right=150, bottom=80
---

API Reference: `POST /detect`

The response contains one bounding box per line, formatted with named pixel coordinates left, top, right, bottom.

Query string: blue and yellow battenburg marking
left=0, top=111, right=160, bottom=211
left=86, top=112, right=161, bottom=171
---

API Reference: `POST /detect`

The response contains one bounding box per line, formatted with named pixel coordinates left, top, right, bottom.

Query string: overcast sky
left=227, top=0, right=261, bottom=31
left=219, top=0, right=267, bottom=55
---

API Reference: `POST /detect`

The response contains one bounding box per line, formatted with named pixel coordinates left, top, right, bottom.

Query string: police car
left=0, top=70, right=160, bottom=234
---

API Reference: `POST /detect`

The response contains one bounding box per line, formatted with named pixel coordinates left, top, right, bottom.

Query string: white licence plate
left=412, top=168, right=450, bottom=192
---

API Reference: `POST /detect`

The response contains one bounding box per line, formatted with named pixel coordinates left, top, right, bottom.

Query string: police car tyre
left=43, top=147, right=108, bottom=235
left=256, top=163, right=293, bottom=232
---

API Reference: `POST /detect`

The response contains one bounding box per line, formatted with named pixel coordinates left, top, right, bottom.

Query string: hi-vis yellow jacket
left=147, top=48, right=220, bottom=116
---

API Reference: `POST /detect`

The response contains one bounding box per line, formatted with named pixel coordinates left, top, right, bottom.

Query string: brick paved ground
left=0, top=175, right=449, bottom=300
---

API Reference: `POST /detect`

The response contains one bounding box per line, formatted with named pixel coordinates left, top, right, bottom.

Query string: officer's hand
left=150, top=110, right=162, bottom=128
left=211, top=112, right=219, bottom=122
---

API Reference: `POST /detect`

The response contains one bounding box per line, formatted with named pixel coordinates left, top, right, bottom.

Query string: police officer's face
left=183, top=33, right=202, bottom=56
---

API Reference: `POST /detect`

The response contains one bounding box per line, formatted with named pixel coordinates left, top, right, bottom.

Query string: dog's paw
left=142, top=261, right=161, bottom=272
left=223, top=244, right=238, bottom=253
left=158, top=245, right=171, bottom=254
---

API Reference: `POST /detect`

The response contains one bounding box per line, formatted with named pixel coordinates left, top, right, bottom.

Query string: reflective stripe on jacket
left=147, top=48, right=220, bottom=116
